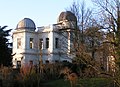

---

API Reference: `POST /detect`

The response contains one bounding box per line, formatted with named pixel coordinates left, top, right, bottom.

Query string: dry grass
left=60, top=67, right=78, bottom=87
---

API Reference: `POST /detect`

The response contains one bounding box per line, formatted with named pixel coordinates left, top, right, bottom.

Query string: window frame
left=17, top=38, right=21, bottom=49
left=55, top=38, right=59, bottom=49
left=46, top=38, right=49, bottom=49
left=39, top=38, right=43, bottom=50
left=30, top=38, right=34, bottom=49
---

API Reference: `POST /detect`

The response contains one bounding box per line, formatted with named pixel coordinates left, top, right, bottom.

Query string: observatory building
left=12, top=11, right=77, bottom=68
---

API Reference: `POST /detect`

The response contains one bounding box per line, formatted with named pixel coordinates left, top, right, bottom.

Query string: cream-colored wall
left=12, top=22, right=74, bottom=68
left=12, top=29, right=26, bottom=68
left=13, top=30, right=25, bottom=54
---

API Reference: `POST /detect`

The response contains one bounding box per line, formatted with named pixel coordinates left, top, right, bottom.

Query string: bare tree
left=60, top=67, right=78, bottom=87
left=67, top=1, right=101, bottom=61
left=67, top=0, right=92, bottom=43
left=92, top=0, right=120, bottom=86
left=92, top=0, right=120, bottom=55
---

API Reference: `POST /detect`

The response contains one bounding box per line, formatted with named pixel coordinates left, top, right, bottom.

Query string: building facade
left=12, top=11, right=77, bottom=68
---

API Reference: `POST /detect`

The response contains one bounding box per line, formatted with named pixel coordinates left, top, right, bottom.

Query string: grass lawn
left=41, top=78, right=113, bottom=87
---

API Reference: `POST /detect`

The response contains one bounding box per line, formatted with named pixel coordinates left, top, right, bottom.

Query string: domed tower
left=16, top=18, right=36, bottom=31
left=12, top=18, right=38, bottom=68
left=57, top=11, right=77, bottom=29
left=56, top=11, right=77, bottom=62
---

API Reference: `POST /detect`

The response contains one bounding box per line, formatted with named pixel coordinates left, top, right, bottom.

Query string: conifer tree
left=0, top=26, right=12, bottom=66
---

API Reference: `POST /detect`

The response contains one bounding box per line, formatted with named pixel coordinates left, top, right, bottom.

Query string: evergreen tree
left=0, top=26, right=12, bottom=66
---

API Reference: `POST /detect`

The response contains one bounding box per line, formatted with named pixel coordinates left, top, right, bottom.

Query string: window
left=17, top=61, right=21, bottom=68
left=55, top=60, right=59, bottom=63
left=39, top=39, right=43, bottom=49
left=17, top=38, right=21, bottom=49
left=45, top=60, right=49, bottom=64
left=29, top=60, right=33, bottom=66
left=30, top=38, right=33, bottom=49
left=46, top=38, right=49, bottom=48
left=55, top=38, right=59, bottom=48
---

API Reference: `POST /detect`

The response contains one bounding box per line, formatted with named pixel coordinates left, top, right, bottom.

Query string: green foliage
left=0, top=26, right=12, bottom=66
left=79, top=78, right=113, bottom=87
left=41, top=79, right=70, bottom=87
left=42, top=78, right=113, bottom=87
